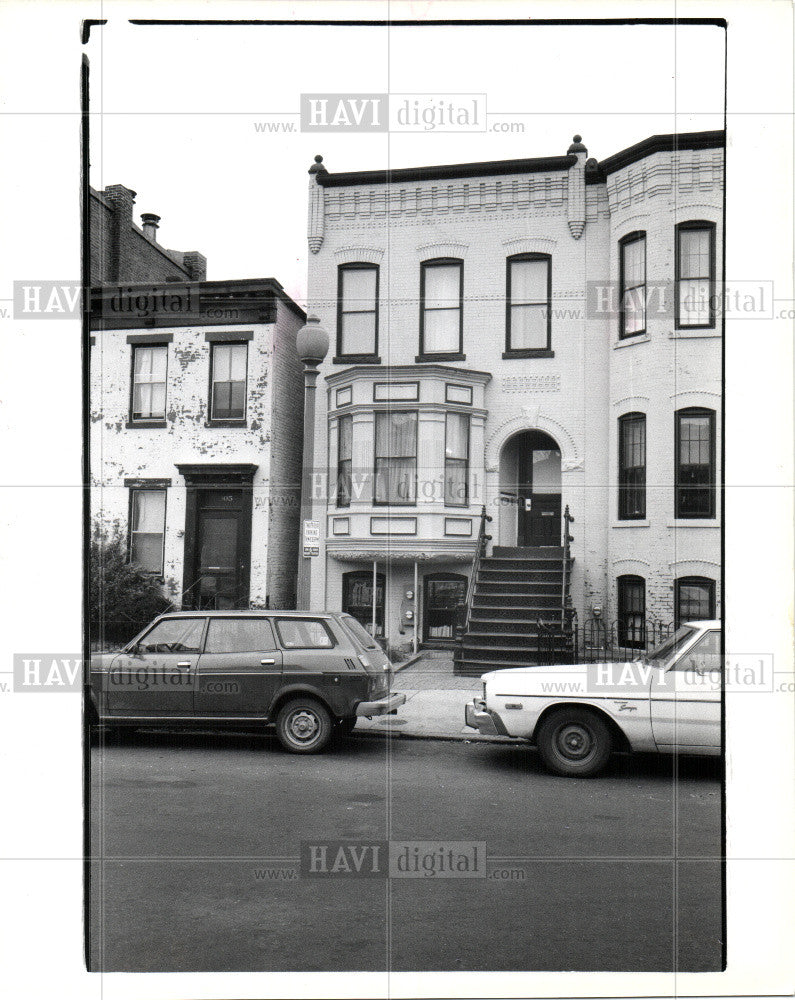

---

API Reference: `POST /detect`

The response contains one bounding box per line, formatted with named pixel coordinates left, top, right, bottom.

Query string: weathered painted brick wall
left=90, top=323, right=275, bottom=605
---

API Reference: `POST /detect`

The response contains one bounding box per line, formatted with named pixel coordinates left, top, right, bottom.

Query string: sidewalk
left=355, top=651, right=513, bottom=743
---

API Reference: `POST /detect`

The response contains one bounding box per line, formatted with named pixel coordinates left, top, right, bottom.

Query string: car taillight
left=357, top=654, right=371, bottom=669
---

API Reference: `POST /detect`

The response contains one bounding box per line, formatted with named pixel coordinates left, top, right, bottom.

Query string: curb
left=351, top=728, right=514, bottom=746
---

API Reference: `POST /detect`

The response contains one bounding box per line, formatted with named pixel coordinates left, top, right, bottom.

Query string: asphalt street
left=88, top=729, right=722, bottom=972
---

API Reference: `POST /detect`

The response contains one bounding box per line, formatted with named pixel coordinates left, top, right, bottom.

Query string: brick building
left=89, top=279, right=306, bottom=610
left=89, top=183, right=207, bottom=284
left=303, top=131, right=724, bottom=668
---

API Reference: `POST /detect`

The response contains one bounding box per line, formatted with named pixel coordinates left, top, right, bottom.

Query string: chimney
left=141, top=213, right=161, bottom=242
left=103, top=184, right=137, bottom=283
left=182, top=251, right=207, bottom=282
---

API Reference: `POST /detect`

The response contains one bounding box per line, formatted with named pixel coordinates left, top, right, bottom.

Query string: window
left=618, top=413, right=646, bottom=519
left=619, top=232, right=646, bottom=338
left=337, top=414, right=352, bottom=508
left=675, top=408, right=716, bottom=518
left=337, top=264, right=379, bottom=359
left=342, top=572, right=385, bottom=638
left=340, top=613, right=380, bottom=650
left=275, top=618, right=335, bottom=649
left=131, top=345, right=167, bottom=421
left=138, top=617, right=205, bottom=654
left=675, top=577, right=716, bottom=627
left=676, top=222, right=716, bottom=329
left=204, top=617, right=276, bottom=653
left=374, top=411, right=417, bottom=504
left=419, top=259, right=463, bottom=358
left=210, top=342, right=247, bottom=421
left=129, top=489, right=166, bottom=574
left=617, top=575, right=645, bottom=649
left=505, top=253, right=552, bottom=355
left=444, top=412, right=469, bottom=507
left=671, top=629, right=721, bottom=673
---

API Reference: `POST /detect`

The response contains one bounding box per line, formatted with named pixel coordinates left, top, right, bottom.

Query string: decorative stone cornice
left=416, top=241, right=469, bottom=261
left=502, top=236, right=557, bottom=255
left=333, top=246, right=385, bottom=264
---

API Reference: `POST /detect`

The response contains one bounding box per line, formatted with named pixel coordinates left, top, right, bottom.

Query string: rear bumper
left=465, top=699, right=509, bottom=737
left=356, top=691, right=407, bottom=717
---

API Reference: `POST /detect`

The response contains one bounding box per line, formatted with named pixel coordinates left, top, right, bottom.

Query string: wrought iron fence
left=534, top=616, right=675, bottom=665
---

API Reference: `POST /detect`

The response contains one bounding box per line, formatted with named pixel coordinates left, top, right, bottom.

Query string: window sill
left=669, top=328, right=721, bottom=339
left=205, top=419, right=247, bottom=428
left=613, top=519, right=650, bottom=528
left=333, top=355, right=381, bottom=365
left=613, top=333, right=650, bottom=350
left=667, top=519, right=719, bottom=528
left=415, top=352, right=466, bottom=363
left=126, top=420, right=167, bottom=429
left=502, top=348, right=554, bottom=359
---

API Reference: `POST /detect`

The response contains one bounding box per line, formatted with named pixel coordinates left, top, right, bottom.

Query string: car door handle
left=176, top=661, right=192, bottom=668
left=261, top=658, right=276, bottom=665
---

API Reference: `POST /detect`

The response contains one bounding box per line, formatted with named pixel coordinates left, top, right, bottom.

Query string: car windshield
left=643, top=625, right=697, bottom=665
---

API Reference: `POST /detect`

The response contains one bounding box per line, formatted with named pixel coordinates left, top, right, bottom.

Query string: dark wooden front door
left=518, top=442, right=562, bottom=546
left=190, top=490, right=249, bottom=609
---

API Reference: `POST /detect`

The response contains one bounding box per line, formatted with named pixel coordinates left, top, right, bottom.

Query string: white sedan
left=465, top=620, right=721, bottom=777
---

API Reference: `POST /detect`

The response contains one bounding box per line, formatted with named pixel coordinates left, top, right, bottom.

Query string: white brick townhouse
left=303, top=130, right=724, bottom=669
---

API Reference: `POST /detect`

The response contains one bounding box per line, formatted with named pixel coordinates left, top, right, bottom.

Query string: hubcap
left=555, top=722, right=594, bottom=761
left=287, top=709, right=320, bottom=744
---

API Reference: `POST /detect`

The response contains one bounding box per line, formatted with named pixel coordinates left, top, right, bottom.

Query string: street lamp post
left=295, top=314, right=329, bottom=610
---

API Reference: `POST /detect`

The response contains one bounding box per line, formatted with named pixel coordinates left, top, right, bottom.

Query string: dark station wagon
left=89, top=611, right=406, bottom=753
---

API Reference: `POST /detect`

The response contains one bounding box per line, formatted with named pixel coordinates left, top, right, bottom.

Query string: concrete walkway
left=355, top=652, right=513, bottom=743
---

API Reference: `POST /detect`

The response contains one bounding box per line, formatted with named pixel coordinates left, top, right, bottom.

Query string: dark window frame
left=618, top=412, right=647, bottom=520
left=675, top=407, right=716, bottom=519
left=444, top=411, right=470, bottom=508
left=503, top=252, right=554, bottom=358
left=336, top=413, right=352, bottom=509
left=129, top=342, right=169, bottom=426
left=619, top=231, right=647, bottom=339
left=418, top=258, right=465, bottom=362
left=675, top=220, right=717, bottom=330
left=675, top=577, right=716, bottom=628
left=208, top=341, right=248, bottom=426
left=373, top=409, right=418, bottom=507
left=127, top=486, right=167, bottom=577
left=342, top=571, right=385, bottom=638
left=335, top=262, right=381, bottom=363
left=617, top=574, right=646, bottom=649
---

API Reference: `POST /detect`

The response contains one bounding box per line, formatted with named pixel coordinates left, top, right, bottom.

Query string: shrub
left=89, top=524, right=172, bottom=648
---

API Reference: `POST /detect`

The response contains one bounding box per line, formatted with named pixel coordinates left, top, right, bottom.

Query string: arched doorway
left=499, top=430, right=562, bottom=547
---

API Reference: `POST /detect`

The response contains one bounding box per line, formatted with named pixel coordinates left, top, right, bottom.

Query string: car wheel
left=536, top=708, right=613, bottom=777
left=335, top=716, right=357, bottom=737
left=276, top=698, right=333, bottom=754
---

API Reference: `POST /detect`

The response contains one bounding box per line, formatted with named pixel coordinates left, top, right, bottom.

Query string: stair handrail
left=562, top=504, right=575, bottom=630
left=457, top=505, right=492, bottom=640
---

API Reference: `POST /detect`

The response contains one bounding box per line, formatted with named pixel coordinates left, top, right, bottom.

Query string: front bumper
left=465, top=699, right=509, bottom=736
left=356, top=691, right=407, bottom=717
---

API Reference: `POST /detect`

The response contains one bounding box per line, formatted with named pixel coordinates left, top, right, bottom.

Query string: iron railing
left=455, top=505, right=492, bottom=641
left=534, top=617, right=676, bottom=665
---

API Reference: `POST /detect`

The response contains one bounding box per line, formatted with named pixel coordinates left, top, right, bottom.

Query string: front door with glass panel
left=193, top=490, right=246, bottom=609
left=517, top=433, right=562, bottom=546
left=423, top=574, right=467, bottom=643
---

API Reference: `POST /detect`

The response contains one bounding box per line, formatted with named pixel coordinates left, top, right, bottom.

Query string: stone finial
left=308, top=154, right=327, bottom=175
left=568, top=134, right=587, bottom=154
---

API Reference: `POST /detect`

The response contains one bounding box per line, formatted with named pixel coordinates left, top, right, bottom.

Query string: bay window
left=619, top=232, right=646, bottom=338
left=676, top=222, right=716, bottom=328
left=374, top=411, right=417, bottom=505
left=336, top=414, right=352, bottom=508
left=444, top=412, right=469, bottom=506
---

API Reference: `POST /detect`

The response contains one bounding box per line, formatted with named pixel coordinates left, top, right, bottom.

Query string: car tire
left=335, top=716, right=357, bottom=738
left=275, top=698, right=333, bottom=754
left=536, top=707, right=613, bottom=778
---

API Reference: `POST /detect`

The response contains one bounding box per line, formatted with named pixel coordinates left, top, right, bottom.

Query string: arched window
left=617, top=575, right=645, bottom=649
left=619, top=231, right=646, bottom=338
left=675, top=407, right=716, bottom=518
left=618, top=412, right=646, bottom=519
left=675, top=576, right=716, bottom=627
left=675, top=221, right=716, bottom=329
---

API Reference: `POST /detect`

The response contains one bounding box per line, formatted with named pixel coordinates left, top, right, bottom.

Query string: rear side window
left=340, top=614, right=379, bottom=650
left=275, top=618, right=335, bottom=649
left=205, top=618, right=276, bottom=654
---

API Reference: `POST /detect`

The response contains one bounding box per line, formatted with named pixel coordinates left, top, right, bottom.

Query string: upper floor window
left=336, top=414, right=352, bottom=508
left=419, top=259, right=463, bottom=359
left=374, top=410, right=417, bottom=505
left=619, top=232, right=646, bottom=338
left=337, top=264, right=379, bottom=360
left=505, top=253, right=552, bottom=356
left=675, top=577, right=716, bottom=627
left=617, top=575, right=645, bottom=649
left=131, top=345, right=167, bottom=422
left=210, top=342, right=247, bottom=422
left=676, top=221, right=716, bottom=329
left=618, top=413, right=646, bottom=519
left=129, top=488, right=166, bottom=574
left=444, top=412, right=470, bottom=507
left=675, top=408, right=716, bottom=518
